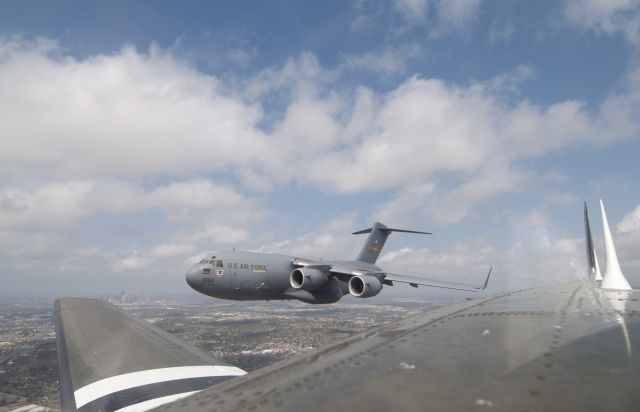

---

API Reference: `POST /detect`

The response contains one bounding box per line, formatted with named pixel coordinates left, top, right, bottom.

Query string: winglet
left=599, top=199, right=631, bottom=290
left=478, top=266, right=492, bottom=290
left=584, top=201, right=603, bottom=282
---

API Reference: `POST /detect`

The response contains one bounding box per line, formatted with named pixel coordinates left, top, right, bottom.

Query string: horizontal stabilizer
left=352, top=227, right=432, bottom=235
left=353, top=222, right=431, bottom=264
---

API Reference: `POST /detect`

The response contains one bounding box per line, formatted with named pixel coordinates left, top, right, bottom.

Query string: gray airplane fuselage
left=183, top=223, right=480, bottom=304
left=186, top=251, right=381, bottom=304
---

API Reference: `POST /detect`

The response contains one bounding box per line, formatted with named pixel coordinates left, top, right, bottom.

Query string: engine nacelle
left=348, top=275, right=383, bottom=298
left=290, top=268, right=328, bottom=291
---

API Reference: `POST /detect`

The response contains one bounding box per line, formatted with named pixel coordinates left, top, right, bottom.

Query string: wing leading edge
left=55, top=298, right=245, bottom=412
left=383, top=266, right=492, bottom=291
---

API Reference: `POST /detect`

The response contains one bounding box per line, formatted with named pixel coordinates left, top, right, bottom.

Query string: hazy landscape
left=0, top=295, right=443, bottom=411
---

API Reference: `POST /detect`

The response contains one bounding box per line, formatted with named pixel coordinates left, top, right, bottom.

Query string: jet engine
left=290, top=268, right=328, bottom=291
left=348, top=275, right=383, bottom=298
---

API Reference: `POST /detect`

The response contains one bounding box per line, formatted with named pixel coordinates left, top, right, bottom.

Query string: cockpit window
left=200, top=257, right=222, bottom=266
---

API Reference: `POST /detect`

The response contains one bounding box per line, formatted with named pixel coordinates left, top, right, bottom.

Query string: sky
left=1, top=0, right=640, bottom=297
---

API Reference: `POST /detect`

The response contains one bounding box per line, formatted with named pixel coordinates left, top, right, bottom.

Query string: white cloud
left=112, top=250, right=152, bottom=272
left=273, top=98, right=341, bottom=155
left=428, top=167, right=531, bottom=225
left=149, top=243, right=197, bottom=258
left=0, top=178, right=262, bottom=274
left=1, top=36, right=639, bottom=286
left=565, top=0, right=640, bottom=42
left=432, top=0, right=483, bottom=36
left=600, top=203, right=640, bottom=277
left=0, top=178, right=259, bottom=230
left=245, top=52, right=332, bottom=100
left=393, top=0, right=431, bottom=20
left=488, top=17, right=515, bottom=44
left=181, top=223, right=250, bottom=245
left=392, top=0, right=483, bottom=35
left=0, top=38, right=270, bottom=182
left=259, top=213, right=361, bottom=259
left=286, top=60, right=637, bottom=223
left=2, top=38, right=637, bottom=213
left=618, top=204, right=640, bottom=233
left=0, top=182, right=92, bottom=231
left=340, top=44, right=422, bottom=76
left=378, top=218, right=586, bottom=290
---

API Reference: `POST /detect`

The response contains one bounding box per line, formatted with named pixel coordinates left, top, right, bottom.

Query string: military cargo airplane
left=54, top=200, right=639, bottom=412
left=186, top=222, right=492, bottom=304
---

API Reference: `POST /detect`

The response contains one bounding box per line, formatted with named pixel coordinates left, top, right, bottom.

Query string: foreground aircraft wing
left=158, top=280, right=640, bottom=412
left=55, top=298, right=245, bottom=412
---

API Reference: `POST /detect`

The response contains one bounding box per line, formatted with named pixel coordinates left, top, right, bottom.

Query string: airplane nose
left=186, top=265, right=201, bottom=290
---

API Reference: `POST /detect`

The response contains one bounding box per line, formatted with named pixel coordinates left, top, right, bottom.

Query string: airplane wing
left=156, top=280, right=640, bottom=412
left=291, top=258, right=332, bottom=271
left=55, top=298, right=245, bottom=412
left=382, top=267, right=491, bottom=291
left=293, top=259, right=491, bottom=291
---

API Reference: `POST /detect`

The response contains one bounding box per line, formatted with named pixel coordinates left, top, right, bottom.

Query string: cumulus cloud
left=618, top=204, right=640, bottom=233
left=0, top=178, right=261, bottom=275
left=0, top=37, right=270, bottom=182
left=0, top=178, right=259, bottom=230
left=378, top=210, right=587, bottom=290
left=565, top=0, right=640, bottom=43
left=245, top=52, right=333, bottom=101
left=378, top=237, right=587, bottom=291
left=258, top=213, right=361, bottom=259
left=296, top=74, right=597, bottom=197
left=112, top=250, right=152, bottom=272
left=1, top=36, right=639, bottom=287
left=392, top=0, right=483, bottom=35
left=0, top=181, right=92, bottom=231
left=488, top=17, right=515, bottom=44
left=149, top=243, right=198, bottom=258
left=340, top=44, right=422, bottom=76
left=2, top=38, right=638, bottom=208
left=393, top=0, right=431, bottom=20
left=432, top=0, right=484, bottom=36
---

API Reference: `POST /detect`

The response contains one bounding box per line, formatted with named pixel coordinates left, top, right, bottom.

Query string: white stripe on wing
left=74, top=365, right=246, bottom=408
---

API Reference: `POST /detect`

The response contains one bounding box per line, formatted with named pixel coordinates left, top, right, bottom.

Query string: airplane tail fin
left=599, top=199, right=632, bottom=290
left=352, top=222, right=431, bottom=264
left=584, top=201, right=603, bottom=282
